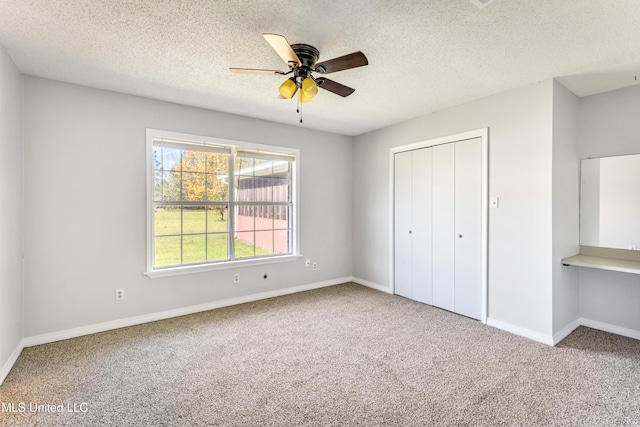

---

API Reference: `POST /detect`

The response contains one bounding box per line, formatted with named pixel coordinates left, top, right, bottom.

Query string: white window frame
left=145, top=129, right=301, bottom=278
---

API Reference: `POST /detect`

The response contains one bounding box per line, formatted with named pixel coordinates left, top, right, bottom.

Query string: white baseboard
left=24, top=277, right=351, bottom=348
left=352, top=277, right=392, bottom=294
left=579, top=317, right=640, bottom=341
left=0, top=339, right=25, bottom=386
left=488, top=316, right=640, bottom=346
left=553, top=319, right=581, bottom=345
left=486, top=317, right=554, bottom=346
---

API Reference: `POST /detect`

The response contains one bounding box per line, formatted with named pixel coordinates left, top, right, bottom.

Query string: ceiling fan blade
left=314, top=51, right=368, bottom=74
left=263, top=33, right=301, bottom=66
left=230, top=68, right=285, bottom=75
left=315, top=78, right=356, bottom=97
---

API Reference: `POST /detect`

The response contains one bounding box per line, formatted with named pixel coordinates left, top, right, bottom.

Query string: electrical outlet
left=305, top=259, right=311, bottom=267
left=313, top=262, right=318, bottom=271
left=233, top=273, right=240, bottom=283
left=115, top=289, right=124, bottom=301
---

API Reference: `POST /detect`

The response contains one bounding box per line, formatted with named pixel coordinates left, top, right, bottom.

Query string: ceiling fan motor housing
left=290, top=44, right=319, bottom=78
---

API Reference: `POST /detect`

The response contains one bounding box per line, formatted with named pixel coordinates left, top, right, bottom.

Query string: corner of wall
left=551, top=79, right=581, bottom=337
left=0, top=44, right=25, bottom=386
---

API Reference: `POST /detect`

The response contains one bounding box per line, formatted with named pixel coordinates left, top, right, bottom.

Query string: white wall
left=551, top=80, right=580, bottom=338
left=577, top=85, right=640, bottom=333
left=23, top=76, right=353, bottom=337
left=579, top=158, right=600, bottom=246
left=0, top=46, right=23, bottom=377
left=353, top=80, right=555, bottom=339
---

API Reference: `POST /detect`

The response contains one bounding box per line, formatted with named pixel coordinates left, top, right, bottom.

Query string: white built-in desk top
left=561, top=254, right=640, bottom=275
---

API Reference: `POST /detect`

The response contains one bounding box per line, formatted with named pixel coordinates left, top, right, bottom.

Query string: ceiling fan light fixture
left=301, top=77, right=318, bottom=98
left=278, top=78, right=298, bottom=99
left=298, top=90, right=313, bottom=103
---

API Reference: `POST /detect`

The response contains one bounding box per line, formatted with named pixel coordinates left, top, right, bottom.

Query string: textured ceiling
left=0, top=0, right=639, bottom=136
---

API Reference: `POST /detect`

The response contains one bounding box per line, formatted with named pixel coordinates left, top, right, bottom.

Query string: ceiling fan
left=230, top=33, right=368, bottom=106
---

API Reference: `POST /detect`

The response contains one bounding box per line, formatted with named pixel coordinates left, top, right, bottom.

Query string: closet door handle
left=409, top=230, right=412, bottom=234
left=458, top=234, right=463, bottom=238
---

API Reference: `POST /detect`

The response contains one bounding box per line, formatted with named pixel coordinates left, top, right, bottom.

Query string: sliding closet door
left=411, top=148, right=433, bottom=305
left=394, top=151, right=412, bottom=299
left=454, top=138, right=482, bottom=319
left=394, top=137, right=483, bottom=320
left=432, top=143, right=455, bottom=312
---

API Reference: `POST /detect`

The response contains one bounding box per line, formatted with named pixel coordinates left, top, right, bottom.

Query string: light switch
left=490, top=197, right=499, bottom=209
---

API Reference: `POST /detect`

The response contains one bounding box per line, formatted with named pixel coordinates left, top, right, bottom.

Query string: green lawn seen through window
left=154, top=208, right=272, bottom=267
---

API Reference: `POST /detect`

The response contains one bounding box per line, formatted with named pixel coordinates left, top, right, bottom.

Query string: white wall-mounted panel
left=432, top=143, right=455, bottom=312
left=394, top=151, right=413, bottom=299
left=411, top=148, right=433, bottom=305
left=454, top=138, right=482, bottom=320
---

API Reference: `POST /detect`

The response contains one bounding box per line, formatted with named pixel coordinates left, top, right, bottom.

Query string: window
left=146, top=129, right=299, bottom=276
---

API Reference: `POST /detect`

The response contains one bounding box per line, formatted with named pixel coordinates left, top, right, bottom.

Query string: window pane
left=254, top=178, right=269, bottom=202
left=234, top=156, right=253, bottom=175
left=153, top=147, right=163, bottom=170
left=253, top=158, right=272, bottom=173
left=273, top=179, right=290, bottom=202
left=155, top=236, right=181, bottom=267
left=274, top=160, right=290, bottom=177
left=207, top=233, right=228, bottom=261
left=235, top=176, right=255, bottom=202
left=155, top=207, right=181, bottom=236
left=182, top=172, right=206, bottom=201
left=181, top=150, right=205, bottom=172
left=153, top=170, right=163, bottom=201
left=274, top=206, right=290, bottom=228
left=206, top=152, right=228, bottom=175
left=183, top=207, right=206, bottom=234
left=163, top=148, right=181, bottom=171
left=235, top=232, right=255, bottom=258
left=236, top=208, right=255, bottom=232
left=255, top=206, right=274, bottom=231
left=162, top=171, right=181, bottom=201
left=182, top=234, right=206, bottom=264
left=207, top=206, right=228, bottom=233
left=206, top=174, right=228, bottom=201
left=274, top=229, right=290, bottom=254
left=255, top=230, right=274, bottom=254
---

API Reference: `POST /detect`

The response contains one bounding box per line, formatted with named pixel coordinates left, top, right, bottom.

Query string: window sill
left=144, top=254, right=302, bottom=278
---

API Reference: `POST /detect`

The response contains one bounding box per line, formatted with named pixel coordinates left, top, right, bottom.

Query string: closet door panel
left=411, top=148, right=433, bottom=305
left=432, top=144, right=455, bottom=312
left=454, top=138, right=482, bottom=319
left=394, top=151, right=412, bottom=298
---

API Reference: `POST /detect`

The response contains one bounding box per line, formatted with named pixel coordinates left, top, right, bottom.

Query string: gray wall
left=11, top=69, right=640, bottom=354
left=551, top=80, right=580, bottom=337
left=23, top=76, right=353, bottom=337
left=353, top=80, right=555, bottom=338
left=577, top=85, right=640, bottom=332
left=0, top=47, right=23, bottom=374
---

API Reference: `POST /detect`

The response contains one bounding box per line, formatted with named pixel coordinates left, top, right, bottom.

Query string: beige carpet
left=1, top=282, right=639, bottom=426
